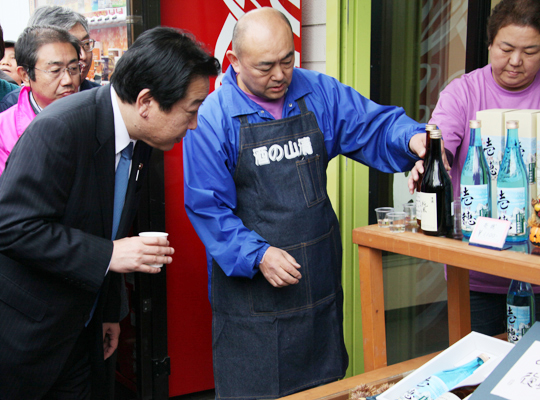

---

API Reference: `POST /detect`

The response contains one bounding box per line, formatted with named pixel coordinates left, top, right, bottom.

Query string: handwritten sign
left=490, top=340, right=540, bottom=399
left=469, top=217, right=511, bottom=250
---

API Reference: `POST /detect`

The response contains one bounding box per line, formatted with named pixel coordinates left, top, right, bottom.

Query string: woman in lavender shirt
left=409, top=0, right=540, bottom=336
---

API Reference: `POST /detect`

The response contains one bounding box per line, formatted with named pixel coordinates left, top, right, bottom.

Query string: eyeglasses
left=34, top=64, right=81, bottom=80
left=80, top=39, right=95, bottom=52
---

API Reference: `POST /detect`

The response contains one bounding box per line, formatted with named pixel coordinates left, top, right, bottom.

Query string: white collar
left=110, top=84, right=136, bottom=154
left=29, top=91, right=43, bottom=114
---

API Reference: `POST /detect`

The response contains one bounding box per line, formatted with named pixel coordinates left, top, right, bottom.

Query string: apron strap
left=239, top=115, right=249, bottom=125
left=297, top=97, right=309, bottom=114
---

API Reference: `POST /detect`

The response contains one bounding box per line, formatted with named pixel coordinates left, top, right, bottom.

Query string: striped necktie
left=112, top=142, right=133, bottom=240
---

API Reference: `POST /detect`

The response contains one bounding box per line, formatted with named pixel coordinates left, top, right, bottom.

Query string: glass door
left=369, top=0, right=494, bottom=365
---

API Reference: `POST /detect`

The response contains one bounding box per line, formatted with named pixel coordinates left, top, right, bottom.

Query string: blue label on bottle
left=507, top=304, right=532, bottom=343
left=483, top=135, right=504, bottom=181
left=460, top=185, right=489, bottom=233
left=496, top=187, right=526, bottom=236
left=398, top=375, right=448, bottom=400
left=519, top=137, right=537, bottom=185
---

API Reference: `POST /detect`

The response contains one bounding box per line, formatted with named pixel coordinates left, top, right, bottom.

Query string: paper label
left=398, top=375, right=448, bottom=400
left=416, top=191, right=424, bottom=220
left=461, top=185, right=489, bottom=233
left=496, top=187, right=526, bottom=236
left=490, top=340, right=540, bottom=400
left=422, top=193, right=438, bottom=231
left=469, top=217, right=510, bottom=249
left=507, top=305, right=532, bottom=344
left=519, top=137, right=537, bottom=185
left=483, top=135, right=504, bottom=181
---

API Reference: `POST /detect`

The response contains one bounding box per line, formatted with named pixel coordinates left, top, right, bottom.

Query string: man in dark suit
left=0, top=27, right=220, bottom=400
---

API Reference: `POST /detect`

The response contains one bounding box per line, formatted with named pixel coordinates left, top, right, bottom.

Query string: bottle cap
left=469, top=120, right=481, bottom=129
left=478, top=353, right=490, bottom=363
left=426, top=124, right=438, bottom=131
left=506, top=120, right=519, bottom=129
left=429, top=129, right=442, bottom=139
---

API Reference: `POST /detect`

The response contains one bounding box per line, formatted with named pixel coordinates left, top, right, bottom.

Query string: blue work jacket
left=183, top=65, right=424, bottom=285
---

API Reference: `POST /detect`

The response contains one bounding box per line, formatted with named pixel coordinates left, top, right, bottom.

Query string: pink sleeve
left=429, top=79, right=470, bottom=159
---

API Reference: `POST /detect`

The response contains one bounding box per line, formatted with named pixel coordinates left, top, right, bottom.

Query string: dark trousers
left=470, top=290, right=540, bottom=336
left=43, top=327, right=92, bottom=400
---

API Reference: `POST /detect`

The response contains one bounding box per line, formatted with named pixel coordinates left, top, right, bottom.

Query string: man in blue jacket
left=183, top=7, right=426, bottom=400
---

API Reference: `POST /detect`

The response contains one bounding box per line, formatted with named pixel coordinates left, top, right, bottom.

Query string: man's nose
left=188, top=113, right=199, bottom=130
left=60, top=69, right=74, bottom=85
left=80, top=47, right=88, bottom=66
left=271, top=65, right=285, bottom=81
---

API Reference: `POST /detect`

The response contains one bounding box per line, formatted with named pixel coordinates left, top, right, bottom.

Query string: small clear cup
left=402, top=202, right=417, bottom=227
left=375, top=207, right=394, bottom=228
left=388, top=212, right=407, bottom=233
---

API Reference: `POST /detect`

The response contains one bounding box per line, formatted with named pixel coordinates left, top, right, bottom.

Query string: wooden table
left=353, top=224, right=540, bottom=372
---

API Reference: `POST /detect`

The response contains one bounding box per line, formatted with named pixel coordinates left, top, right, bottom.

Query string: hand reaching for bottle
left=408, top=138, right=452, bottom=194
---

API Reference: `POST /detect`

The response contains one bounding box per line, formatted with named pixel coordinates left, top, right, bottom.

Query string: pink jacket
left=0, top=86, right=36, bottom=175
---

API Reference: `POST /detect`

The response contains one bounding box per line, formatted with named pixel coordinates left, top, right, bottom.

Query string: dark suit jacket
left=0, top=85, right=152, bottom=399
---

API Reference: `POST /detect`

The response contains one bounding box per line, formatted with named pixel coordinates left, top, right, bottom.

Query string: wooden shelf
left=353, top=225, right=540, bottom=371
left=352, top=225, right=540, bottom=283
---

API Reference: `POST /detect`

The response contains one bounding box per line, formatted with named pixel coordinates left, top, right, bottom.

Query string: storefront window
left=371, top=0, right=470, bottom=365
left=31, top=0, right=128, bottom=85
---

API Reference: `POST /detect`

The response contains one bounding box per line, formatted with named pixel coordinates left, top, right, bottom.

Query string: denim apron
left=212, top=98, right=348, bottom=399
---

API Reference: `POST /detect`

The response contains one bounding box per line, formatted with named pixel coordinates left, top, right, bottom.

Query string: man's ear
left=226, top=50, right=241, bottom=73
left=18, top=66, right=29, bottom=86
left=136, top=88, right=153, bottom=118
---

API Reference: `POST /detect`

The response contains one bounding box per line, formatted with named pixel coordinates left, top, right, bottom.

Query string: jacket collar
left=221, top=65, right=311, bottom=118
left=15, top=86, right=36, bottom=137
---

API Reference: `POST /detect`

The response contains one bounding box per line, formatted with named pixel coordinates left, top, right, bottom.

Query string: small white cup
left=138, top=231, right=169, bottom=268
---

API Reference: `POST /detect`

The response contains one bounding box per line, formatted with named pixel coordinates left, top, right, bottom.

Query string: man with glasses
left=0, top=5, right=98, bottom=112
left=0, top=25, right=80, bottom=174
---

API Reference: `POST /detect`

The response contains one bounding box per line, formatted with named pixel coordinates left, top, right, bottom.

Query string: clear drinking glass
left=388, top=212, right=407, bottom=233
left=402, top=202, right=417, bottom=227
left=375, top=207, right=394, bottom=228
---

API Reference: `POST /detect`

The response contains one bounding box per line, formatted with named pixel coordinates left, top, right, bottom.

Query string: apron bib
left=212, top=98, right=348, bottom=399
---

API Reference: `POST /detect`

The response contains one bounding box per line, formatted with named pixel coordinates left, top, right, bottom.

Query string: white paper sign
left=469, top=217, right=510, bottom=250
left=490, top=340, right=540, bottom=399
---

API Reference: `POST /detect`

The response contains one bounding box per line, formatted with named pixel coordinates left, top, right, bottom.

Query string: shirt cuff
left=255, top=243, right=271, bottom=270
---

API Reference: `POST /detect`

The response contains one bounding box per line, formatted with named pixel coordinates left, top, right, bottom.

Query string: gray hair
left=28, top=6, right=89, bottom=34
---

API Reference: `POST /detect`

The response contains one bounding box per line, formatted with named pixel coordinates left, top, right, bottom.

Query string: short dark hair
left=28, top=6, right=89, bottom=34
left=0, top=25, right=4, bottom=59
left=488, top=0, right=540, bottom=46
left=15, top=26, right=81, bottom=81
left=111, top=27, right=220, bottom=112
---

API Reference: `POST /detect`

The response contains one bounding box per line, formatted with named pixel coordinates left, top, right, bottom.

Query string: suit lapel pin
left=136, top=163, right=143, bottom=181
